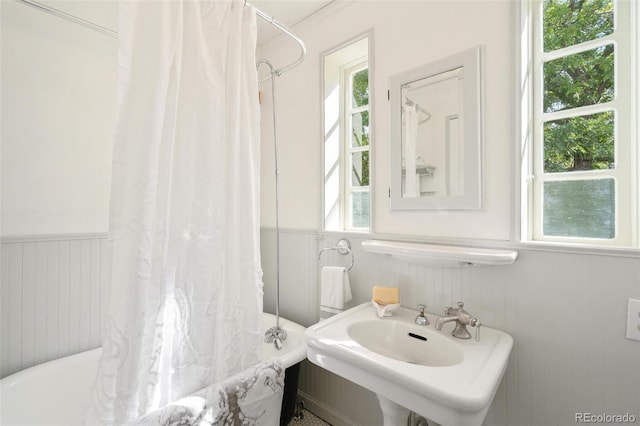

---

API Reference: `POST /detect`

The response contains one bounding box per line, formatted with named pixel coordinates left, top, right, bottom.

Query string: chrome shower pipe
left=258, top=59, right=287, bottom=348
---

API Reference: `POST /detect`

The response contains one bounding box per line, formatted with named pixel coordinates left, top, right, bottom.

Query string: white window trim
left=519, top=0, right=639, bottom=248
left=341, top=60, right=370, bottom=231
left=321, top=31, right=373, bottom=234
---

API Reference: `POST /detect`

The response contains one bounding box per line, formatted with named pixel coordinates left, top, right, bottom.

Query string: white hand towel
left=320, top=266, right=352, bottom=314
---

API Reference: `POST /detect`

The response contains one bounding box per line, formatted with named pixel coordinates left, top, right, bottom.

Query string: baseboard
left=296, top=390, right=355, bottom=426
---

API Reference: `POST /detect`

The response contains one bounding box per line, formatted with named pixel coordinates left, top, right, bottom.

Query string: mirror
left=389, top=46, right=483, bottom=210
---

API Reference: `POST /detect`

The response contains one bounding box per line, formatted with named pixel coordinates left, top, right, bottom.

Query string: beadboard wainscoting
left=260, top=228, right=640, bottom=426
left=0, top=234, right=109, bottom=378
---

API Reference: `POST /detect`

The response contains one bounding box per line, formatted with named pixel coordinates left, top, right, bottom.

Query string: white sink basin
left=347, top=320, right=464, bottom=367
left=305, top=302, right=513, bottom=426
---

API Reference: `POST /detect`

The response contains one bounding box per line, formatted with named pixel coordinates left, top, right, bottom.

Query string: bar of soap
left=372, top=286, right=400, bottom=305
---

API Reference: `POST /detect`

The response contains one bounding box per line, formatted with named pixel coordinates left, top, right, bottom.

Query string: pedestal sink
left=305, top=302, right=513, bottom=426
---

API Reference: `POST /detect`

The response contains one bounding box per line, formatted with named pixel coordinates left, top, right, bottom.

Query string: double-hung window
left=524, top=0, right=637, bottom=247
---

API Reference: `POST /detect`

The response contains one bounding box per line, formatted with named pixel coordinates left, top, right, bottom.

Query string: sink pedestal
left=376, top=394, right=410, bottom=426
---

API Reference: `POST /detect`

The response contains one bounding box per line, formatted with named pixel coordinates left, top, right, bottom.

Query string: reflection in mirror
left=401, top=67, right=464, bottom=198
left=390, top=46, right=483, bottom=211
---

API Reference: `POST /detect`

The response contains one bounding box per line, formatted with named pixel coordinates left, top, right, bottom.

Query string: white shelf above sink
left=361, top=239, right=518, bottom=267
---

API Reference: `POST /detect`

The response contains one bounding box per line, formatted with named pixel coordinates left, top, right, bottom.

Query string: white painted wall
left=1, top=0, right=117, bottom=236
left=258, top=1, right=513, bottom=240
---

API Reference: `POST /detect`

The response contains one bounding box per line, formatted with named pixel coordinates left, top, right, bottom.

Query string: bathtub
left=0, top=312, right=306, bottom=426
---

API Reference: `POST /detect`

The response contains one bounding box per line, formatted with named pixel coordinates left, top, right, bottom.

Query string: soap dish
left=371, top=299, right=401, bottom=318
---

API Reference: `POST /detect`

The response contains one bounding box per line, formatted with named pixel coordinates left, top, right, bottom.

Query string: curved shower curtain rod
left=13, top=0, right=307, bottom=78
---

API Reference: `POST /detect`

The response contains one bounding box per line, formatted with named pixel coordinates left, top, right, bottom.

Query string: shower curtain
left=86, top=0, right=263, bottom=424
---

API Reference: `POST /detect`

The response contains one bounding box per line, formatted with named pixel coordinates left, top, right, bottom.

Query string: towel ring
left=318, top=239, right=354, bottom=271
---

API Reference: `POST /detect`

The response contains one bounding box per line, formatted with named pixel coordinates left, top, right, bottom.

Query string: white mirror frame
left=389, top=45, right=484, bottom=211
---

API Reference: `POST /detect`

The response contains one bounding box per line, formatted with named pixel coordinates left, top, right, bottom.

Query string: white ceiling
left=251, top=0, right=333, bottom=44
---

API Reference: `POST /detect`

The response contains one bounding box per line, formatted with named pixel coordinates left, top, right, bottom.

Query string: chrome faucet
left=435, top=301, right=481, bottom=341
left=265, top=326, right=287, bottom=350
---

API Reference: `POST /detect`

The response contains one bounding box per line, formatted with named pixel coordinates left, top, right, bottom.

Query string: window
left=345, top=64, right=370, bottom=229
left=323, top=35, right=370, bottom=231
left=523, top=0, right=638, bottom=247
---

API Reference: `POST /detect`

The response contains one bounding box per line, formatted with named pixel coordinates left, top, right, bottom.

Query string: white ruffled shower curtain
left=86, top=1, right=263, bottom=424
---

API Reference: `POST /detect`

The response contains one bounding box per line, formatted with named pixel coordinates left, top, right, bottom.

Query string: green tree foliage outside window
left=543, top=0, right=613, bottom=52
left=351, top=68, right=369, bottom=186
left=542, top=0, right=615, bottom=173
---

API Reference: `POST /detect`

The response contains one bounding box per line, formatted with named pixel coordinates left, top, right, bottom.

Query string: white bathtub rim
left=0, top=347, right=102, bottom=388
left=0, top=312, right=307, bottom=385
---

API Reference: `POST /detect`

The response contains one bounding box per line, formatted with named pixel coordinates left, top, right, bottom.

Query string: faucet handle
left=470, top=318, right=481, bottom=342
left=415, top=304, right=429, bottom=326
left=456, top=301, right=472, bottom=317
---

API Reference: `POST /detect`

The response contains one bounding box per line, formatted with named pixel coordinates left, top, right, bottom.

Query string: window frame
left=521, top=0, right=638, bottom=248
left=321, top=31, right=372, bottom=233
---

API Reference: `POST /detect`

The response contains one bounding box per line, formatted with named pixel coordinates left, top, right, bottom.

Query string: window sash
left=342, top=61, right=369, bottom=230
